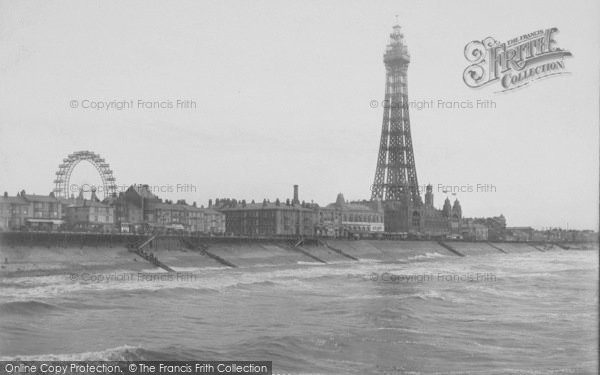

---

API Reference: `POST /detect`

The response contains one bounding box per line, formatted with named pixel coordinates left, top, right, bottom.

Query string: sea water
left=0, top=249, right=597, bottom=374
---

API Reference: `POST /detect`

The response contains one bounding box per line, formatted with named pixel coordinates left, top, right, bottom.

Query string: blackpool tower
left=371, top=23, right=422, bottom=232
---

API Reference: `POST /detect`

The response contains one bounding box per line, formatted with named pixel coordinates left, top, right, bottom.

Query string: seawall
left=0, top=232, right=597, bottom=276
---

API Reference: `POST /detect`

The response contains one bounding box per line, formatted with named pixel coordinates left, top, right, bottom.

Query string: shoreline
left=1, top=239, right=597, bottom=279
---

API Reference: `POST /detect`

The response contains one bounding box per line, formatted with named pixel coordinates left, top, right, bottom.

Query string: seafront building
left=460, top=219, right=489, bottom=241
left=217, top=200, right=315, bottom=237
left=65, top=189, right=115, bottom=232
left=0, top=184, right=596, bottom=242
left=467, top=215, right=506, bottom=241
left=214, top=186, right=315, bottom=237
left=143, top=200, right=224, bottom=234
left=214, top=186, right=385, bottom=238
left=505, top=227, right=535, bottom=242
left=0, top=190, right=64, bottom=231
left=111, top=184, right=226, bottom=234
left=314, top=194, right=384, bottom=238
left=0, top=192, right=29, bottom=230
left=419, top=185, right=463, bottom=238
left=0, top=185, right=226, bottom=235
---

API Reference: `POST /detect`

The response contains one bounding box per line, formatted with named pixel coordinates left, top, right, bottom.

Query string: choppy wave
left=0, top=280, right=49, bottom=289
left=0, top=300, right=62, bottom=315
left=408, top=252, right=447, bottom=261
left=296, top=261, right=326, bottom=266
left=0, top=345, right=156, bottom=361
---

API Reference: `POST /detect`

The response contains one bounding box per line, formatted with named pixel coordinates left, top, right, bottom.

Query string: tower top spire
left=385, top=18, right=409, bottom=64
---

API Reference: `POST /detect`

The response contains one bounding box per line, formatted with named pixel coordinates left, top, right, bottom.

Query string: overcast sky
left=0, top=0, right=598, bottom=229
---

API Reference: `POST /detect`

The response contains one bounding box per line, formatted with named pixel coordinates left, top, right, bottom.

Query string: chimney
left=293, top=184, right=299, bottom=204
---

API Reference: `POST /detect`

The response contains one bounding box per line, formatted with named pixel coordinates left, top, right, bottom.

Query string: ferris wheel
left=53, top=150, right=117, bottom=199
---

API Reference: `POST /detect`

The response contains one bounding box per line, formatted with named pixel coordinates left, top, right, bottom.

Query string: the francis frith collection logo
left=463, top=27, right=572, bottom=92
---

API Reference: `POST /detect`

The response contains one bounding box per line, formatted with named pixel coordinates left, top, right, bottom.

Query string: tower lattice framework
left=371, top=24, right=421, bottom=206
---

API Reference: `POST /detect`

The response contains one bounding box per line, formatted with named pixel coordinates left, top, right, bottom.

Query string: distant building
left=217, top=187, right=384, bottom=238
left=315, top=194, right=384, bottom=237
left=111, top=184, right=225, bottom=234
left=145, top=200, right=225, bottom=234
left=0, top=192, right=29, bottom=230
left=531, top=228, right=597, bottom=243
left=58, top=196, right=77, bottom=222
left=313, top=205, right=341, bottom=237
left=218, top=200, right=314, bottom=237
left=62, top=188, right=114, bottom=232
left=216, top=185, right=315, bottom=237
left=460, top=219, right=489, bottom=241
left=108, top=184, right=160, bottom=233
left=506, top=226, right=534, bottom=242
left=0, top=191, right=60, bottom=230
left=567, top=230, right=598, bottom=242
left=0, top=190, right=66, bottom=231
left=199, top=207, right=226, bottom=234
left=112, top=184, right=161, bottom=232
left=144, top=200, right=188, bottom=232
left=21, top=191, right=64, bottom=230
left=472, top=215, right=506, bottom=241
left=420, top=185, right=450, bottom=237
left=419, top=185, right=462, bottom=238
left=67, top=202, right=115, bottom=232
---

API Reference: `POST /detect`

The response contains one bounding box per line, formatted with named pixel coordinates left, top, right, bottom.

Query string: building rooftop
left=146, top=201, right=223, bottom=214
left=325, top=193, right=382, bottom=213
left=70, top=200, right=113, bottom=208
left=146, top=201, right=189, bottom=211
left=129, top=184, right=161, bottom=201
left=326, top=202, right=374, bottom=212
left=219, top=201, right=312, bottom=211
left=0, top=195, right=28, bottom=205
left=21, top=194, right=60, bottom=203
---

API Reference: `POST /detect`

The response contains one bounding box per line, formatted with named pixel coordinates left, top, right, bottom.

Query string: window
left=412, top=211, right=420, bottom=227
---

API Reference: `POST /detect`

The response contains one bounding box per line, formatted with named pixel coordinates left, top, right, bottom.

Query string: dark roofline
left=0, top=196, right=29, bottom=204
left=21, top=194, right=60, bottom=203
left=220, top=203, right=312, bottom=211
